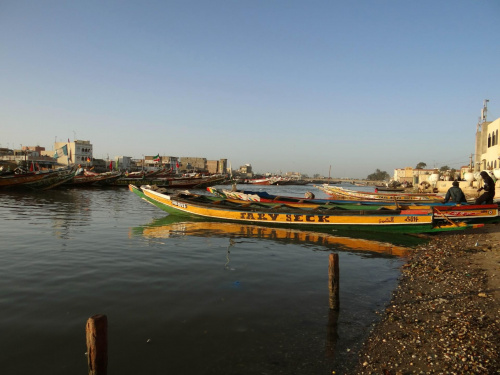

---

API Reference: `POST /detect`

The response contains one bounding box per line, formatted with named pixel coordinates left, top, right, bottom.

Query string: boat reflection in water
left=129, top=215, right=420, bottom=372
left=130, top=215, right=416, bottom=258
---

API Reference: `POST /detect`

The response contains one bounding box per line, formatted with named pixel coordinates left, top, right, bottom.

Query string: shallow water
left=0, top=184, right=419, bottom=374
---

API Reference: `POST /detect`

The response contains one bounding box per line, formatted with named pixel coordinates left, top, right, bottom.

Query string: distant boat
left=317, top=185, right=442, bottom=202
left=0, top=167, right=76, bottom=190
left=271, top=178, right=309, bottom=185
left=116, top=173, right=227, bottom=189
left=66, top=170, right=122, bottom=186
left=0, top=171, right=48, bottom=188
left=25, top=167, right=77, bottom=190
left=245, top=177, right=273, bottom=185
left=375, top=186, right=406, bottom=192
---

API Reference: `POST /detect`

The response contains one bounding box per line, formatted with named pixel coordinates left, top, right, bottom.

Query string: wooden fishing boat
left=116, top=173, right=227, bottom=188
left=245, top=177, right=273, bottom=185
left=317, top=184, right=442, bottom=202
left=0, top=167, right=75, bottom=189
left=206, top=188, right=500, bottom=223
left=23, top=167, right=77, bottom=190
left=208, top=187, right=442, bottom=206
left=130, top=185, right=484, bottom=233
left=66, top=170, right=122, bottom=186
left=0, top=171, right=48, bottom=188
left=125, top=168, right=170, bottom=179
left=375, top=186, right=406, bottom=192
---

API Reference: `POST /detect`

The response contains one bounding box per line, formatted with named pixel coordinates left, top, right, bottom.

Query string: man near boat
left=476, top=171, right=496, bottom=205
left=443, top=181, right=467, bottom=204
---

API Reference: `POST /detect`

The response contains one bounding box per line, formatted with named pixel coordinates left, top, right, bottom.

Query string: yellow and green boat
left=129, top=185, right=485, bottom=234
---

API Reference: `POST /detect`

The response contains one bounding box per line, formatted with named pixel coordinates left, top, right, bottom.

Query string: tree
left=367, top=169, right=390, bottom=181
left=415, top=162, right=427, bottom=169
left=439, top=165, right=450, bottom=172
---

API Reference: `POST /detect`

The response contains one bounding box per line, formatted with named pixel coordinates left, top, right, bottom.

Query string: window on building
left=493, top=132, right=496, bottom=146
left=488, top=134, right=491, bottom=147
left=497, top=130, right=499, bottom=145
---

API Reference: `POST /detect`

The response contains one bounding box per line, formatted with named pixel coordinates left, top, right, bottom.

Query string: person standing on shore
left=443, top=181, right=467, bottom=204
left=475, top=171, right=496, bottom=204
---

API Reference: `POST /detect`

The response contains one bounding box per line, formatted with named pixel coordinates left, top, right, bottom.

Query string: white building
left=475, top=100, right=500, bottom=172
left=45, top=140, right=93, bottom=166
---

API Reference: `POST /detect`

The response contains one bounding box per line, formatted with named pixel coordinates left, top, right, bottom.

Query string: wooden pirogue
left=206, top=187, right=500, bottom=224
left=129, top=185, right=485, bottom=234
left=208, top=187, right=444, bottom=205
left=0, top=167, right=76, bottom=190
left=316, top=184, right=442, bottom=202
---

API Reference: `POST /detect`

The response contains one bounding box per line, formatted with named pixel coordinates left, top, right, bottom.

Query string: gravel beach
left=355, top=223, right=500, bottom=374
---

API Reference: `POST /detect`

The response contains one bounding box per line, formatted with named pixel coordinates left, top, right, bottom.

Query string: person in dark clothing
left=475, top=171, right=496, bottom=204
left=443, top=181, right=468, bottom=204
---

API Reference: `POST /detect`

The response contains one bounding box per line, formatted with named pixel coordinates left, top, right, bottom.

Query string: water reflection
left=0, top=188, right=95, bottom=240
left=130, top=215, right=416, bottom=257
left=130, top=216, right=413, bottom=367
left=225, top=238, right=236, bottom=270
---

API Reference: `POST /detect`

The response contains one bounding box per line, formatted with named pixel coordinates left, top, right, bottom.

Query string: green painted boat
left=130, top=185, right=485, bottom=234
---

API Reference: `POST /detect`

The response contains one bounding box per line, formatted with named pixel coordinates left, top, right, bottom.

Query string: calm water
left=0, top=183, right=421, bottom=374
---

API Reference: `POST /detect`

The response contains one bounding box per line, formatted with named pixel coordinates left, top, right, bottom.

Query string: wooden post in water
left=328, top=253, right=339, bottom=310
left=86, top=314, right=108, bottom=375
left=325, top=309, right=339, bottom=358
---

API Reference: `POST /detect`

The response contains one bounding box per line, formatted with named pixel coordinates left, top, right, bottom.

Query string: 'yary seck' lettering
left=238, top=212, right=330, bottom=223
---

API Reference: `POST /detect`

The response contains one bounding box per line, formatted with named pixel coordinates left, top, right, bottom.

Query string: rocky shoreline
left=355, top=224, right=500, bottom=374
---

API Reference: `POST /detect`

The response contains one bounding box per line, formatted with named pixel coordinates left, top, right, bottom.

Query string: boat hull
left=116, top=174, right=226, bottom=188
left=130, top=185, right=482, bottom=233
left=207, top=188, right=500, bottom=223
left=317, top=184, right=442, bottom=202
left=0, top=173, right=47, bottom=187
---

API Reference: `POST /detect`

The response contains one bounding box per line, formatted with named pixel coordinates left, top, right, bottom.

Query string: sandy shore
left=355, top=223, right=500, bottom=374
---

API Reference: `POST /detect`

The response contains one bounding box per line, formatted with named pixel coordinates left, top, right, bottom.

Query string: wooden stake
left=86, top=314, right=108, bottom=375
left=328, top=253, right=339, bottom=310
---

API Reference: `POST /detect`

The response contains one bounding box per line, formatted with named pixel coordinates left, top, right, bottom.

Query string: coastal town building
left=475, top=100, right=500, bottom=172
left=180, top=157, right=206, bottom=171
left=142, top=155, right=178, bottom=170
left=45, top=140, right=94, bottom=166
left=237, top=164, right=253, bottom=178
left=0, top=148, right=13, bottom=156
left=0, top=145, right=59, bottom=169
left=394, top=101, right=500, bottom=184
left=115, top=156, right=133, bottom=171
left=206, top=160, right=218, bottom=174
left=206, top=159, right=228, bottom=174
left=393, top=167, right=440, bottom=184
left=285, top=171, right=302, bottom=179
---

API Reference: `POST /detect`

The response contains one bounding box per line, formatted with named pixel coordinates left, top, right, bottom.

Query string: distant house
left=394, top=167, right=438, bottom=184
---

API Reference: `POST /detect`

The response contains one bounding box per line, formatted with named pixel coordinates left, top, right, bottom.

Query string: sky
left=1, top=0, right=499, bottom=178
